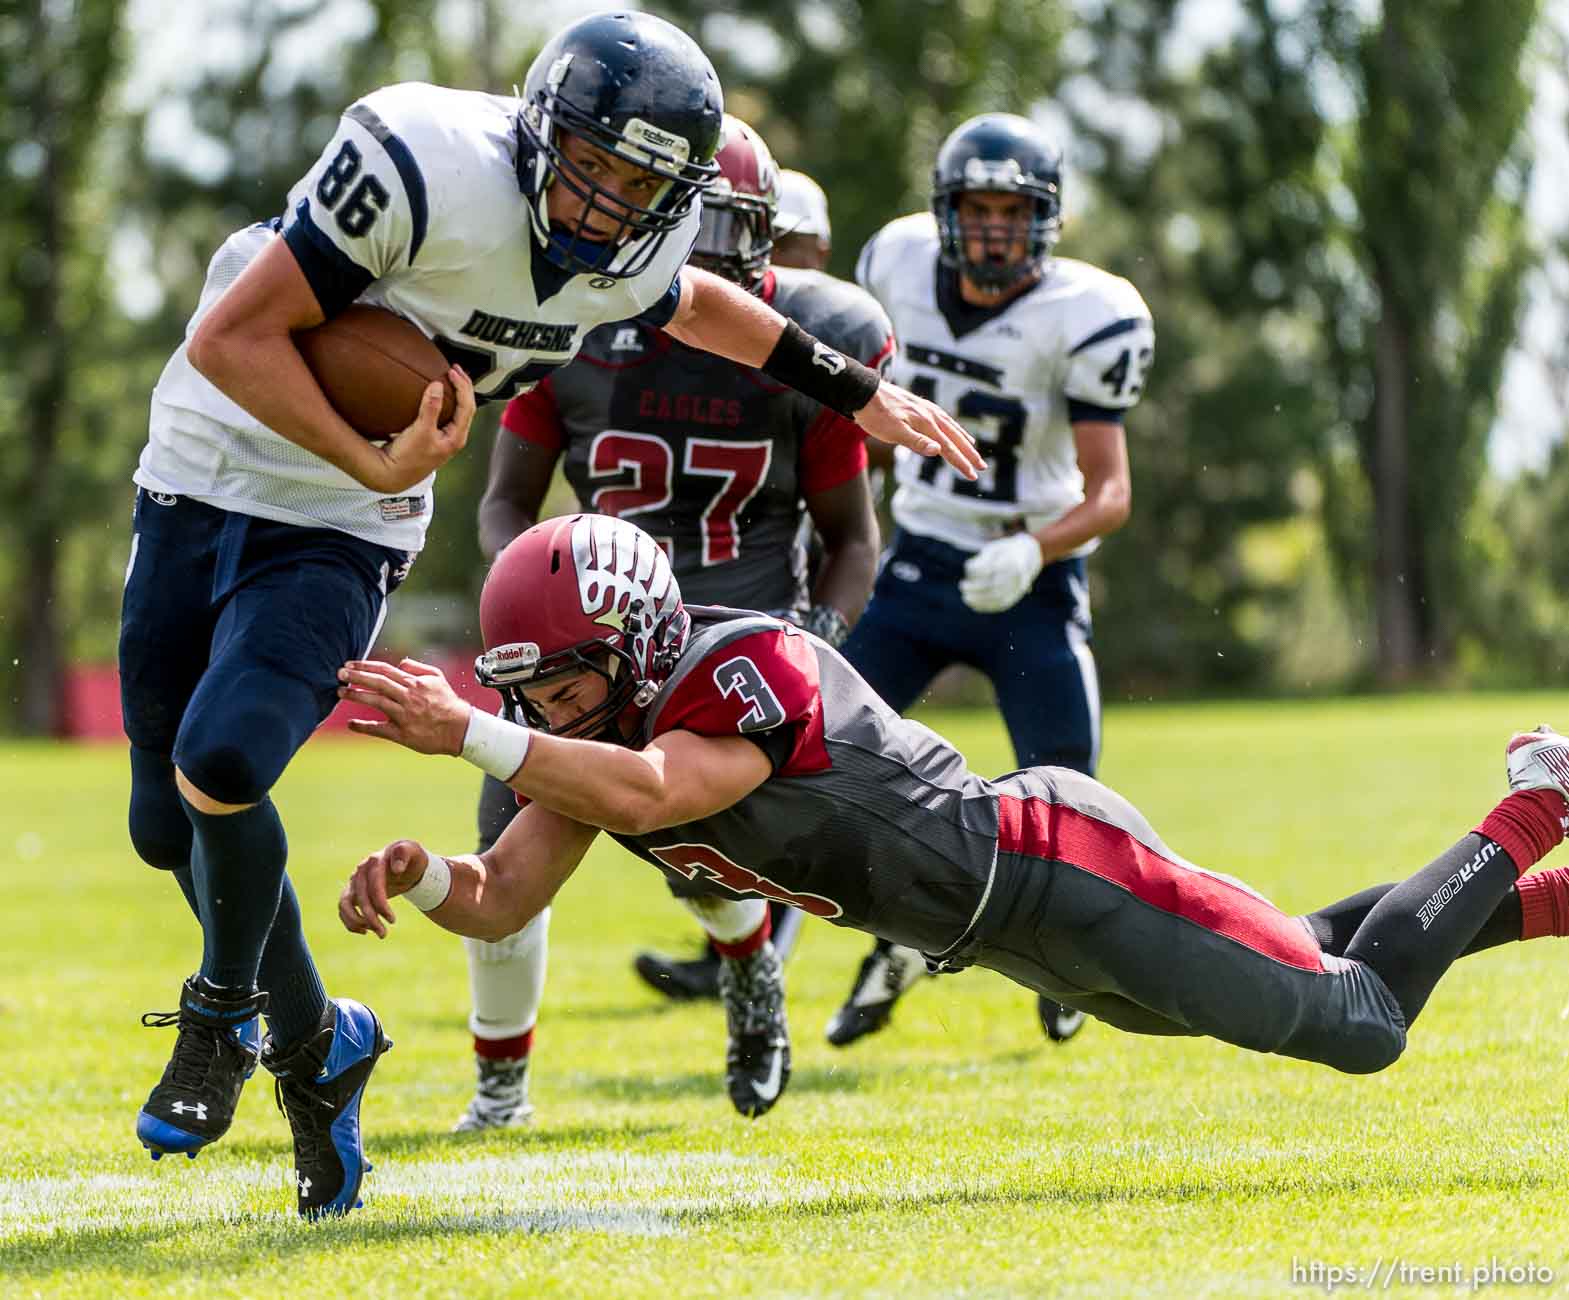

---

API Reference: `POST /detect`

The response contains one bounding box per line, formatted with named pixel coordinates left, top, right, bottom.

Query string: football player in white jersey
left=825, top=112, right=1156, bottom=1048
left=122, top=10, right=981, bottom=1221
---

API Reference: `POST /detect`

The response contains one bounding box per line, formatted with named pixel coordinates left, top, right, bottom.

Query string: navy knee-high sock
left=257, top=876, right=330, bottom=1050
left=181, top=794, right=288, bottom=990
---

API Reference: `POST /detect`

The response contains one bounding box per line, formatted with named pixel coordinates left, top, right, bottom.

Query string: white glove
left=959, top=533, right=1045, bottom=613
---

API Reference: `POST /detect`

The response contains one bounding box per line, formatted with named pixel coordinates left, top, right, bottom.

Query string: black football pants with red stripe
left=962, top=769, right=1521, bottom=1075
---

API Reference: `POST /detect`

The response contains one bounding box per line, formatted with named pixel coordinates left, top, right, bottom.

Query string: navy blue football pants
left=120, top=489, right=403, bottom=1003
left=120, top=490, right=403, bottom=805
left=843, top=529, right=1100, bottom=775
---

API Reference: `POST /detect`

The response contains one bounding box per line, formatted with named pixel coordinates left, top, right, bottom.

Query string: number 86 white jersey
left=856, top=212, right=1154, bottom=555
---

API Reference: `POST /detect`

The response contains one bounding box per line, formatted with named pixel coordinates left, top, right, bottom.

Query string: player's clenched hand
left=338, top=657, right=470, bottom=755
left=340, top=838, right=428, bottom=938
left=369, top=363, right=475, bottom=494
left=854, top=381, right=985, bottom=482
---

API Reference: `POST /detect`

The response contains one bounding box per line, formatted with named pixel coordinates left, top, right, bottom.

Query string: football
left=293, top=304, right=457, bottom=439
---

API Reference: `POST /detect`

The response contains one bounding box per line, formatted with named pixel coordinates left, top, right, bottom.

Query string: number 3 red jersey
left=500, top=267, right=894, bottom=610
left=609, top=608, right=1000, bottom=957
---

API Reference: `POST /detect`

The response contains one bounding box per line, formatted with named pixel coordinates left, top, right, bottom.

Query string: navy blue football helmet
left=517, top=12, right=724, bottom=280
left=932, top=113, right=1062, bottom=292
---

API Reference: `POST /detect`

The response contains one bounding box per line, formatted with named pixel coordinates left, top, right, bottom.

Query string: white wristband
left=460, top=707, right=532, bottom=782
left=404, top=853, right=453, bottom=913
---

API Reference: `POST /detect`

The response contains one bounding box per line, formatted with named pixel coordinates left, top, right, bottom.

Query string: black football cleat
left=1037, top=996, right=1087, bottom=1043
left=262, top=999, right=390, bottom=1219
left=717, top=942, right=790, bottom=1118
left=633, top=948, right=721, bottom=1001
left=136, top=977, right=267, bottom=1160
left=824, top=940, right=927, bottom=1047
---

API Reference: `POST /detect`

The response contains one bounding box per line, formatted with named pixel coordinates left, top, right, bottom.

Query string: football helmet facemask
left=516, top=12, right=724, bottom=279
left=690, top=115, right=780, bottom=293
left=476, top=515, right=690, bottom=743
left=932, top=112, right=1062, bottom=292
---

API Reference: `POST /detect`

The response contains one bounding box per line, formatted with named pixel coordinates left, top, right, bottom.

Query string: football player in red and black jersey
left=341, top=513, right=1569, bottom=1111
left=449, top=117, right=894, bottom=1129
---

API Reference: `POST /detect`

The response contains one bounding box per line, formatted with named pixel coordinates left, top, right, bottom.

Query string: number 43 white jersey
left=856, top=212, right=1154, bottom=554
left=138, top=82, right=695, bottom=552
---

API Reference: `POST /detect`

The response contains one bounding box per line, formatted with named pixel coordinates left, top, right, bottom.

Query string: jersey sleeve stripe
left=633, top=276, right=682, bottom=329
left=866, top=332, right=896, bottom=374
left=1067, top=316, right=1148, bottom=356
left=281, top=198, right=375, bottom=317
left=799, top=408, right=868, bottom=495
left=1065, top=398, right=1125, bottom=424
left=344, top=103, right=429, bottom=265
left=500, top=379, right=565, bottom=450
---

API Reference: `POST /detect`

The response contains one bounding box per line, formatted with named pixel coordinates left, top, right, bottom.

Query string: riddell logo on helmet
left=489, top=642, right=538, bottom=665
left=480, top=641, right=541, bottom=681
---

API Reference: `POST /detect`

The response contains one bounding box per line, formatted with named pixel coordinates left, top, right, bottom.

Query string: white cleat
left=1506, top=725, right=1569, bottom=803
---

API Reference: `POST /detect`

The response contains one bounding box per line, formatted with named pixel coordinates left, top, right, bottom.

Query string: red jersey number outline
left=649, top=842, right=844, bottom=919
left=586, top=430, right=772, bottom=568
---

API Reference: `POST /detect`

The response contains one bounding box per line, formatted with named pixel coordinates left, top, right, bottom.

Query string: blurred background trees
left=2, top=0, right=1565, bottom=732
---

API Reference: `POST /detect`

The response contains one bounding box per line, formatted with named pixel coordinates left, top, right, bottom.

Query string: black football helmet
left=932, top=113, right=1062, bottom=292
left=517, top=12, right=724, bottom=279
left=690, top=115, right=780, bottom=293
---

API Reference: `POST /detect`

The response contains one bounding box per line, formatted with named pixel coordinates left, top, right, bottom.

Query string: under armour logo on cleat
left=170, top=1101, right=207, bottom=1119
left=298, top=1175, right=312, bottom=1196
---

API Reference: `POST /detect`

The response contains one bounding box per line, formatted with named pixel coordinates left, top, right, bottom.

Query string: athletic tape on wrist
left=461, top=707, right=532, bottom=782
left=405, top=853, right=453, bottom=913
left=761, top=319, right=881, bottom=417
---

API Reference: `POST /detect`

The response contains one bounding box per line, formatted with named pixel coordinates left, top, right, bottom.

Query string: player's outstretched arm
left=340, top=804, right=598, bottom=943
left=663, top=267, right=983, bottom=482
left=187, top=236, right=476, bottom=493
left=337, top=657, right=772, bottom=833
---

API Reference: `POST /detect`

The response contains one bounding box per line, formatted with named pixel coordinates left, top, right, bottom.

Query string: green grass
left=4, top=694, right=1569, bottom=1298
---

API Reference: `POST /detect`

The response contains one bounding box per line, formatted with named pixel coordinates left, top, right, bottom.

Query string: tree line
left=1, top=0, right=1561, bottom=733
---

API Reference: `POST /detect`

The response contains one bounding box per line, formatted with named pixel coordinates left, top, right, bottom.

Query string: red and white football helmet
left=476, top=514, right=690, bottom=740
left=690, top=114, right=781, bottom=292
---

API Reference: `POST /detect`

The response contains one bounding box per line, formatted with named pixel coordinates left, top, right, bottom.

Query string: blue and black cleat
left=136, top=976, right=267, bottom=1160
left=262, top=999, right=391, bottom=1219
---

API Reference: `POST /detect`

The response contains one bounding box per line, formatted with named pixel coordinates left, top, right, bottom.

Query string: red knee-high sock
left=1476, top=790, right=1567, bottom=874
left=1519, top=867, right=1569, bottom=940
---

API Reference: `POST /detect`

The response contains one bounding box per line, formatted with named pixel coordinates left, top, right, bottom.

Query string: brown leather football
left=294, top=304, right=457, bottom=439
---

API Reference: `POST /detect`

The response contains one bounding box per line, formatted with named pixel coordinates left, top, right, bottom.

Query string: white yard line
left=0, top=1151, right=788, bottom=1238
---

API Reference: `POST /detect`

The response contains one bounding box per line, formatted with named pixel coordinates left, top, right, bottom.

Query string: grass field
left=4, top=694, right=1569, bottom=1298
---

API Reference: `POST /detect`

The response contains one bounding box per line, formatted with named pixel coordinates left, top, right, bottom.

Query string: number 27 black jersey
left=501, top=267, right=894, bottom=610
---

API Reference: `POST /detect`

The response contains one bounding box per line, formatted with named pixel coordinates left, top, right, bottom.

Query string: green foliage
left=0, top=0, right=129, bottom=727
left=1061, top=2, right=1349, bottom=691
left=652, top=0, right=1071, bottom=283
left=1342, top=0, right=1540, bottom=673
left=1462, top=441, right=1569, bottom=683
left=0, top=0, right=1556, bottom=730
left=1070, top=0, right=1542, bottom=687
